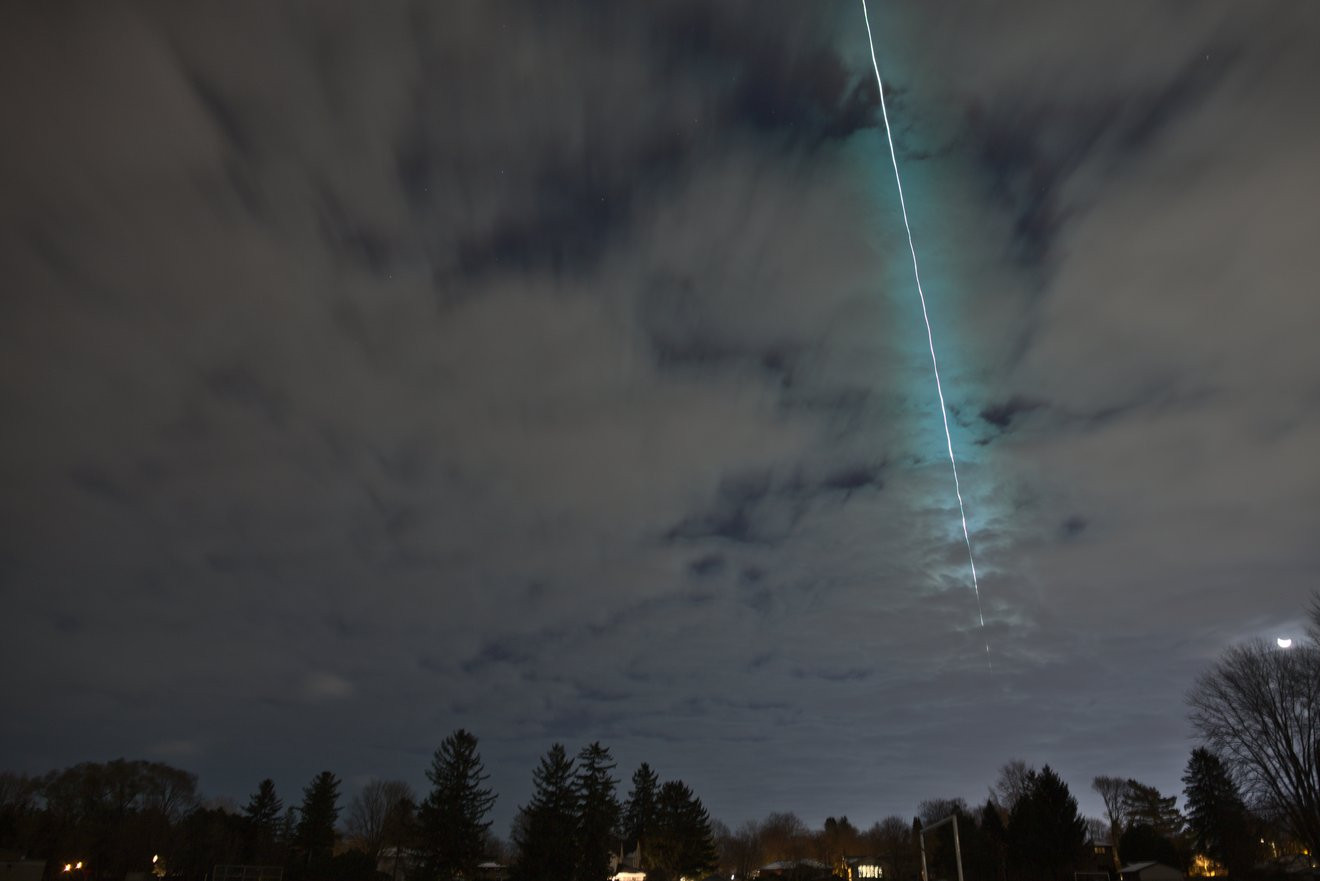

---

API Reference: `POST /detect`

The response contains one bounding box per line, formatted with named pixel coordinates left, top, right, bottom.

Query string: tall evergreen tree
left=244, top=779, right=283, bottom=863
left=245, top=779, right=284, bottom=832
left=295, top=772, right=341, bottom=870
left=621, top=763, right=659, bottom=868
left=1182, top=748, right=1253, bottom=875
left=980, top=800, right=1008, bottom=881
left=574, top=743, right=620, bottom=881
left=650, top=780, right=717, bottom=881
left=1007, top=767, right=1086, bottom=881
left=1122, top=781, right=1184, bottom=840
left=419, top=729, right=497, bottom=881
left=515, top=744, right=578, bottom=881
left=280, top=806, right=299, bottom=848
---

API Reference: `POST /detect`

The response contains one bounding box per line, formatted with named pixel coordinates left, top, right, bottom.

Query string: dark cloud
left=979, top=396, right=1045, bottom=430
left=964, top=46, right=1235, bottom=266
left=819, top=464, right=884, bottom=497
left=792, top=666, right=873, bottom=683
left=185, top=71, right=254, bottom=158
left=652, top=3, right=879, bottom=141
left=462, top=641, right=533, bottom=675
left=69, top=464, right=129, bottom=504
left=1061, top=516, right=1089, bottom=539
left=202, top=365, right=291, bottom=426
left=667, top=472, right=783, bottom=545
left=687, top=554, right=727, bottom=578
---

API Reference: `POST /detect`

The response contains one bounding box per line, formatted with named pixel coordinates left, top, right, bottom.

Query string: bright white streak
left=859, top=0, right=990, bottom=658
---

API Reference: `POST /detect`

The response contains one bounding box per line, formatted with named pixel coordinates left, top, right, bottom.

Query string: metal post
left=951, top=816, right=964, bottom=881
left=917, top=814, right=964, bottom=881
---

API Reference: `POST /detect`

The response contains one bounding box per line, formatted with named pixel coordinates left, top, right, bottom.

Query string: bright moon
left=1277, top=637, right=1294, bottom=649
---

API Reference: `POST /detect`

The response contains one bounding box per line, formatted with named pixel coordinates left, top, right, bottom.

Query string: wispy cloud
left=1, top=0, right=1317, bottom=833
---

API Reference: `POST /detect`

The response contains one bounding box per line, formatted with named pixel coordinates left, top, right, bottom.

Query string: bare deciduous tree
left=992, top=759, right=1034, bottom=812
left=757, top=812, right=810, bottom=862
left=1091, top=778, right=1128, bottom=828
left=347, top=779, right=416, bottom=860
left=721, top=819, right=763, bottom=879
left=1091, top=776, right=1128, bottom=867
left=1187, top=633, right=1320, bottom=855
left=0, top=772, right=39, bottom=814
left=866, top=816, right=917, bottom=881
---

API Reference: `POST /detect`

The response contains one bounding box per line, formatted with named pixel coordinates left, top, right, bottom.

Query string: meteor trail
left=859, top=0, right=990, bottom=660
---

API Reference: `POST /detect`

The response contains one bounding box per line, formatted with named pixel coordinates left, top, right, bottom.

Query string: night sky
left=3, top=1, right=1319, bottom=835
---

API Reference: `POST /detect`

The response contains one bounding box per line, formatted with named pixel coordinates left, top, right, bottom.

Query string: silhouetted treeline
left=0, top=760, right=195, bottom=881
left=0, top=732, right=717, bottom=881
left=714, top=751, right=1309, bottom=881
left=3, top=694, right=1315, bottom=881
left=710, top=766, right=1084, bottom=881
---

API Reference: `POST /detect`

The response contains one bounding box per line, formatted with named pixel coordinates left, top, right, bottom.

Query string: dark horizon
left=0, top=746, right=1137, bottom=842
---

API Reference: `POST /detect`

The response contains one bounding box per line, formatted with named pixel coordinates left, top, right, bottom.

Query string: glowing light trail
left=859, top=0, right=990, bottom=659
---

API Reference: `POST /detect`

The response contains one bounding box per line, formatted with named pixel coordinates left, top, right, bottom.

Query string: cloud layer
left=2, top=0, right=1318, bottom=831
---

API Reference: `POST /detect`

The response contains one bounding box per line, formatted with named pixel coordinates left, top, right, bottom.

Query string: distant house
left=609, top=845, right=647, bottom=881
left=376, top=847, right=423, bottom=881
left=1120, top=862, right=1183, bottom=881
left=375, top=853, right=505, bottom=881
left=843, top=857, right=884, bottom=881
left=610, top=864, right=647, bottom=881
left=755, top=860, right=833, bottom=881
left=1075, top=839, right=1116, bottom=877
left=1188, top=853, right=1226, bottom=878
